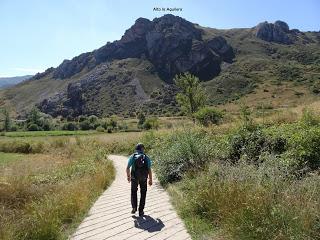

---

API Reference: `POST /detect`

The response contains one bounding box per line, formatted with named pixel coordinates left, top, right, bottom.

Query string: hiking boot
left=139, top=210, right=144, bottom=216
left=131, top=208, right=137, bottom=214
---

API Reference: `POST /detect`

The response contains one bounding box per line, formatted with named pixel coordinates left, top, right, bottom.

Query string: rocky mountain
left=34, top=15, right=234, bottom=82
left=0, top=75, right=32, bottom=89
left=255, top=20, right=316, bottom=44
left=1, top=15, right=320, bottom=118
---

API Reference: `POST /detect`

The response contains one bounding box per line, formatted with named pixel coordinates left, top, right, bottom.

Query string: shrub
left=96, top=126, right=105, bottom=132
left=277, top=65, right=302, bottom=81
left=79, top=120, right=91, bottom=130
left=143, top=118, right=159, bottom=130
left=194, top=107, right=223, bottom=126
left=239, top=104, right=255, bottom=130
left=118, top=122, right=128, bottom=131
left=50, top=138, right=70, bottom=149
left=137, top=112, right=146, bottom=126
left=78, top=115, right=87, bottom=122
left=42, top=119, right=52, bottom=131
left=226, top=127, right=287, bottom=164
left=62, top=122, right=78, bottom=131
left=88, top=115, right=98, bottom=124
left=300, top=108, right=320, bottom=126
left=0, top=140, right=46, bottom=153
left=109, top=115, right=118, bottom=129
left=282, top=126, right=320, bottom=173
left=10, top=125, right=18, bottom=131
left=165, top=122, right=173, bottom=129
left=26, top=107, right=54, bottom=131
left=150, top=130, right=213, bottom=185
left=28, top=123, right=40, bottom=131
left=101, top=116, right=118, bottom=130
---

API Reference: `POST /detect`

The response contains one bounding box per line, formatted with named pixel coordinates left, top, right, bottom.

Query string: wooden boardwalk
left=70, top=155, right=191, bottom=240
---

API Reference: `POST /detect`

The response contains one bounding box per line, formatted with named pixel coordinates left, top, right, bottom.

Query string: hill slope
left=0, top=75, right=32, bottom=89
left=1, top=15, right=320, bottom=118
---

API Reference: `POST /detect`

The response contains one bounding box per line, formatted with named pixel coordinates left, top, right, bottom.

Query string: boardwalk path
left=70, top=155, right=191, bottom=240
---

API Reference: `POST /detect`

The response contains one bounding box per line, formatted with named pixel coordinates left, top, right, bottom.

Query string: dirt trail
left=70, top=155, right=191, bottom=240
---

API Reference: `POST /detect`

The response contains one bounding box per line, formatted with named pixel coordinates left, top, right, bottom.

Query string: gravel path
left=70, top=155, right=191, bottom=240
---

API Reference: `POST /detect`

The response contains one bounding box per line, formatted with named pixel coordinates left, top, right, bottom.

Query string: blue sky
left=0, top=0, right=319, bottom=77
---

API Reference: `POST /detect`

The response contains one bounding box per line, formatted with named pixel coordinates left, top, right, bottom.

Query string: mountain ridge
left=1, top=14, right=320, bottom=118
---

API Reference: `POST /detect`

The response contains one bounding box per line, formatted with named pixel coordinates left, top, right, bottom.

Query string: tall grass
left=150, top=114, right=320, bottom=240
left=0, top=138, right=70, bottom=153
left=0, top=137, right=115, bottom=240
left=3, top=130, right=97, bottom=137
left=170, top=161, right=320, bottom=239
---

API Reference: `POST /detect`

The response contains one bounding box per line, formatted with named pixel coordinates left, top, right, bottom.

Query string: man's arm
left=148, top=168, right=153, bottom=186
left=126, top=155, right=133, bottom=182
left=147, top=156, right=152, bottom=186
left=126, top=167, right=131, bottom=182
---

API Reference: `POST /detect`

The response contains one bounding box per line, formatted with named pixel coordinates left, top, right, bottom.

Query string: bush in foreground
left=150, top=129, right=214, bottom=185
left=151, top=119, right=320, bottom=239
left=171, top=160, right=320, bottom=240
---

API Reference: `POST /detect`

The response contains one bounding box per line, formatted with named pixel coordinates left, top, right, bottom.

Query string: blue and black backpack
left=132, top=153, right=148, bottom=180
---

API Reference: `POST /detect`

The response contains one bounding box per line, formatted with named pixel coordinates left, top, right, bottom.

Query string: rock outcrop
left=255, top=20, right=293, bottom=44
left=47, top=14, right=234, bottom=82
left=38, top=60, right=179, bottom=117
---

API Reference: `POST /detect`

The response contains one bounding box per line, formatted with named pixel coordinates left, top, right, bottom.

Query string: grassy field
left=1, top=109, right=320, bottom=240
left=1, top=130, right=99, bottom=137
left=0, top=135, right=118, bottom=240
left=0, top=152, right=24, bottom=165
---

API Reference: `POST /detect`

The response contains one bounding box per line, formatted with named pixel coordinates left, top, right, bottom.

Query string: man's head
left=135, top=143, right=144, bottom=152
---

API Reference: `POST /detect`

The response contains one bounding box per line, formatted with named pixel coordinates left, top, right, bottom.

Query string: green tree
left=239, top=104, right=255, bottom=130
left=109, top=115, right=118, bottom=129
left=3, top=108, right=11, bottom=132
left=137, top=112, right=146, bottom=126
left=174, top=73, right=207, bottom=119
left=27, top=107, right=42, bottom=126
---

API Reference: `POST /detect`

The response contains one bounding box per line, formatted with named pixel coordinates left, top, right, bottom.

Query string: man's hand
left=148, top=169, right=153, bottom=186
left=127, top=175, right=131, bottom=182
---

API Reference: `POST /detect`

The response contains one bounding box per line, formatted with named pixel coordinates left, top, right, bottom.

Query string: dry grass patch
left=0, top=137, right=115, bottom=240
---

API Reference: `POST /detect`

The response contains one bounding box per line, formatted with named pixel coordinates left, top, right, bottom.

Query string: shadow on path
left=133, top=215, right=165, bottom=232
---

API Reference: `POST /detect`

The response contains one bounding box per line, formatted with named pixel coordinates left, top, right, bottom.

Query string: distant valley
left=0, top=75, right=32, bottom=89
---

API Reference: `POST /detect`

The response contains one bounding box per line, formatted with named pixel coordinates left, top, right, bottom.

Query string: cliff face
left=36, top=14, right=234, bottom=83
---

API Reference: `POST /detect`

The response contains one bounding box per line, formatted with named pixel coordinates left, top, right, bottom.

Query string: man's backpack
left=132, top=153, right=148, bottom=180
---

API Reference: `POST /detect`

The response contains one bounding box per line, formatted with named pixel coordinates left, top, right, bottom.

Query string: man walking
left=126, top=143, right=152, bottom=216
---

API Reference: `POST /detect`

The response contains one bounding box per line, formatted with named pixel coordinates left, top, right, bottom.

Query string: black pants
left=131, top=178, right=147, bottom=211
